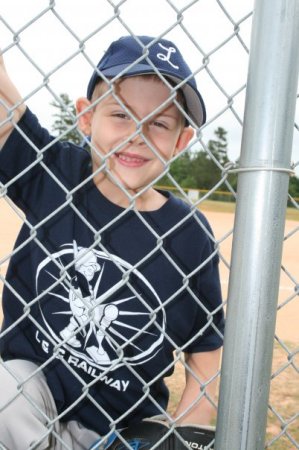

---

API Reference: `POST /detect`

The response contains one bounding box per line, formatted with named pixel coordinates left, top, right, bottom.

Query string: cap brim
left=87, top=63, right=206, bottom=127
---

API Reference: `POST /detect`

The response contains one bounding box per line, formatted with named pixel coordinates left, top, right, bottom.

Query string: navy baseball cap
left=86, top=35, right=206, bottom=128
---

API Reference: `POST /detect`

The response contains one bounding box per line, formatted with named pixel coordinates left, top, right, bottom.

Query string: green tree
left=190, top=126, right=234, bottom=191
left=159, top=127, right=233, bottom=191
left=206, top=126, right=238, bottom=192
left=191, top=150, right=220, bottom=190
left=159, top=151, right=196, bottom=188
left=207, top=126, right=229, bottom=166
left=289, top=175, right=299, bottom=199
left=51, top=93, right=82, bottom=145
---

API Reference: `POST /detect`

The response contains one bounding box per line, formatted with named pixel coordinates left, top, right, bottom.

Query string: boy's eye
left=152, top=120, right=168, bottom=129
left=112, top=112, right=129, bottom=120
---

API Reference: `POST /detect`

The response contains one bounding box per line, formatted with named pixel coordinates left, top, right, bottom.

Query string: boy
left=0, top=35, right=224, bottom=449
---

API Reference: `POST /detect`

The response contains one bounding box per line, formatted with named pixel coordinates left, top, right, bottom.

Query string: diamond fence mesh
left=0, top=1, right=298, bottom=449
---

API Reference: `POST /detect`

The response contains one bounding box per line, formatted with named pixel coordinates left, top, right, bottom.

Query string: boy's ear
left=175, top=126, right=194, bottom=155
left=76, top=97, right=93, bottom=136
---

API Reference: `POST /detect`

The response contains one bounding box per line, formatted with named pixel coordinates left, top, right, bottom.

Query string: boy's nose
left=128, top=123, right=146, bottom=146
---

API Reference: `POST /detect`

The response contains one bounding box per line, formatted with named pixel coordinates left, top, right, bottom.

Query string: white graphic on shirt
left=86, top=303, right=119, bottom=363
left=156, top=43, right=179, bottom=69
left=36, top=242, right=165, bottom=372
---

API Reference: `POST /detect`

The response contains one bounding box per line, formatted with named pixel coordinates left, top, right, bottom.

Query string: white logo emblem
left=35, top=242, right=165, bottom=373
left=157, top=43, right=179, bottom=69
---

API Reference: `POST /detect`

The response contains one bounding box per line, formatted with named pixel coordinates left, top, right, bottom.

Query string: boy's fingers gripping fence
left=89, top=419, right=215, bottom=449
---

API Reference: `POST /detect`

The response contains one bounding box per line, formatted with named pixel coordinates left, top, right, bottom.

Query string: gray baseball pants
left=0, top=360, right=99, bottom=450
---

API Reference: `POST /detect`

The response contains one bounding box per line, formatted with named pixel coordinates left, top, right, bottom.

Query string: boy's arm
left=0, top=50, right=26, bottom=150
left=173, top=348, right=221, bottom=426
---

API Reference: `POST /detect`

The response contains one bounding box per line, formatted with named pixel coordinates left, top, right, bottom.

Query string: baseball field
left=0, top=197, right=298, bottom=448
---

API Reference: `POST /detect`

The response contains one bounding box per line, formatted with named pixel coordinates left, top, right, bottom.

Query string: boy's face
left=77, top=76, right=194, bottom=195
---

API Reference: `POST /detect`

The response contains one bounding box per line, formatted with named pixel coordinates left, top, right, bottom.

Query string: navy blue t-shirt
left=0, top=109, right=224, bottom=434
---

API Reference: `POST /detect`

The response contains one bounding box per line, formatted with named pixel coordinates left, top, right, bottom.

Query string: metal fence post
left=215, top=0, right=299, bottom=449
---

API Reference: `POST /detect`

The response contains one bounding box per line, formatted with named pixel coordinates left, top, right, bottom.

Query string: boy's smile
left=77, top=76, right=194, bottom=210
left=114, top=151, right=151, bottom=168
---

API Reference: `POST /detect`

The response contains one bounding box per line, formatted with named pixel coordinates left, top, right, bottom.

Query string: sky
left=1, top=0, right=298, bottom=173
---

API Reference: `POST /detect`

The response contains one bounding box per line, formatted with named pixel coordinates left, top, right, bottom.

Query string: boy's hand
left=0, top=48, right=26, bottom=149
left=173, top=349, right=221, bottom=426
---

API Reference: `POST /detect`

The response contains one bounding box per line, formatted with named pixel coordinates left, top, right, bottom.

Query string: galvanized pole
left=215, top=0, right=299, bottom=449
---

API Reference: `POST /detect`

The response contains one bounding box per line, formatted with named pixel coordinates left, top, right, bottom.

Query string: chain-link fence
left=0, top=1, right=298, bottom=449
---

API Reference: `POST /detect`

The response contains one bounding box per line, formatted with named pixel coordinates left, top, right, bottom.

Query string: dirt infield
left=204, top=210, right=299, bottom=345
left=0, top=199, right=298, bottom=344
